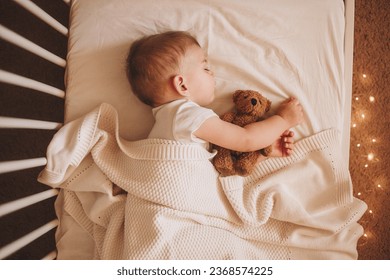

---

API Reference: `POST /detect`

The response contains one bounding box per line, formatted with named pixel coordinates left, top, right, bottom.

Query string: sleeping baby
left=125, top=31, right=303, bottom=162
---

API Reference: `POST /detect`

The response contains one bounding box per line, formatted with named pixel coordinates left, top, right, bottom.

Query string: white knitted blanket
left=38, top=103, right=367, bottom=259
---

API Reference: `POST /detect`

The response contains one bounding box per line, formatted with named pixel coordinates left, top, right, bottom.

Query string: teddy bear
left=212, top=90, right=273, bottom=176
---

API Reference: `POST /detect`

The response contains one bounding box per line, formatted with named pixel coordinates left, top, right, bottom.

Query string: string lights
left=350, top=72, right=387, bottom=253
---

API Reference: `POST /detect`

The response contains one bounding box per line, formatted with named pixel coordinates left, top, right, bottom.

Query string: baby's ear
left=173, top=75, right=189, bottom=97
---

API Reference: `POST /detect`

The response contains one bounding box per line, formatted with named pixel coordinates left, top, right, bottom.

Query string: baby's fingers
left=284, top=142, right=294, bottom=148
left=282, top=130, right=294, bottom=138
left=283, top=136, right=294, bottom=145
left=286, top=146, right=294, bottom=155
left=283, top=142, right=294, bottom=156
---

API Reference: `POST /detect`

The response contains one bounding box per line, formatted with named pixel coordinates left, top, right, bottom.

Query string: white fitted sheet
left=65, top=0, right=347, bottom=143
left=59, top=0, right=352, bottom=259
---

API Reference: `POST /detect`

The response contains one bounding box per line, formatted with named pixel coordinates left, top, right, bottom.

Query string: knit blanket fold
left=38, top=103, right=367, bottom=259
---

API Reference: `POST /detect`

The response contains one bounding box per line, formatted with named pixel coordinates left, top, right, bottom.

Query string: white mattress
left=60, top=0, right=352, bottom=259
left=65, top=0, right=348, bottom=144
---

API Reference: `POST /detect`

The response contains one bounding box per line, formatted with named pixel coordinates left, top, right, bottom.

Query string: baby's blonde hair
left=126, top=31, right=200, bottom=107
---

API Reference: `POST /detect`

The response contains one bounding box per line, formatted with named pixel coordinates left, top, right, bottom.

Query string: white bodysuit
left=148, top=99, right=217, bottom=147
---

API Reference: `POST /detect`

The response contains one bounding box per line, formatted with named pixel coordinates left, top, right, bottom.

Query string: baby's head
left=126, top=31, right=215, bottom=107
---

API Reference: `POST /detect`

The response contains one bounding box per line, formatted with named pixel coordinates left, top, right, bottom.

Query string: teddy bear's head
left=233, top=90, right=271, bottom=117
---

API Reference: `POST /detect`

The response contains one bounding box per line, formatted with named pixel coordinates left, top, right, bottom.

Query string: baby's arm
left=195, top=114, right=290, bottom=152
left=195, top=97, right=303, bottom=152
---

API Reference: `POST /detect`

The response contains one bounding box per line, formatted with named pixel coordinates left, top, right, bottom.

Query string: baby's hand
left=269, top=130, right=295, bottom=157
left=276, top=97, right=303, bottom=127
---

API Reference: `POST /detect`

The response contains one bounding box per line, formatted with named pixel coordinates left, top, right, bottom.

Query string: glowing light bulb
left=364, top=164, right=368, bottom=168
left=361, top=113, right=365, bottom=119
left=357, top=192, right=361, bottom=196
left=357, top=143, right=361, bottom=147
left=377, top=184, right=382, bottom=188
left=367, top=153, right=374, bottom=161
left=362, top=74, right=367, bottom=78
left=372, top=138, right=376, bottom=143
left=369, top=210, right=373, bottom=214
left=369, top=96, right=375, bottom=102
left=355, top=97, right=359, bottom=101
left=352, top=123, right=357, bottom=128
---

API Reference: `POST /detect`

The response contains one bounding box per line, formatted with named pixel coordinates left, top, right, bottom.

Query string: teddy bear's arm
left=221, top=112, right=235, bottom=123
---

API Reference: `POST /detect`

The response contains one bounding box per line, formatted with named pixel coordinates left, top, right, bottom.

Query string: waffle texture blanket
left=38, top=103, right=366, bottom=259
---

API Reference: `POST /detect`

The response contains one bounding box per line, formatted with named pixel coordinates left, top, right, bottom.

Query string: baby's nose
left=251, top=98, right=257, bottom=106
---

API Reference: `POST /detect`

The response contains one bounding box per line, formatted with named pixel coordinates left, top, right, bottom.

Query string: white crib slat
left=0, top=219, right=59, bottom=259
left=41, top=250, right=57, bottom=260
left=0, top=25, right=66, bottom=67
left=0, top=158, right=47, bottom=175
left=0, top=189, right=59, bottom=218
left=0, top=116, right=62, bottom=130
left=13, top=0, right=68, bottom=36
left=0, top=70, right=65, bottom=98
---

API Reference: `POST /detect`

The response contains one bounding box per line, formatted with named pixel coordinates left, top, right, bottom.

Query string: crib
left=0, top=0, right=69, bottom=259
left=0, top=0, right=358, bottom=260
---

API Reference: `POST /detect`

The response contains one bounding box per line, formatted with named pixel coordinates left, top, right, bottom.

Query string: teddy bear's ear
left=233, top=90, right=243, bottom=102
left=266, top=99, right=272, bottom=112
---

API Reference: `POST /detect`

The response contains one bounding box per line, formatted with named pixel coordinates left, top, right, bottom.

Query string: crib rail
left=0, top=0, right=69, bottom=259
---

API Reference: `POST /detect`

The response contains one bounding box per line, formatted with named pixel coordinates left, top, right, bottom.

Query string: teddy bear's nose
left=251, top=98, right=257, bottom=106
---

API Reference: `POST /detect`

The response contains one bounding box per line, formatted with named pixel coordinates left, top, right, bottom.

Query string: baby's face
left=181, top=45, right=215, bottom=106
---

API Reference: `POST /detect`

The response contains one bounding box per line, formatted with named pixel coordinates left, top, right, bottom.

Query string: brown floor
left=350, top=0, right=390, bottom=259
